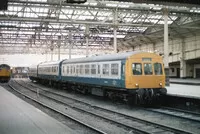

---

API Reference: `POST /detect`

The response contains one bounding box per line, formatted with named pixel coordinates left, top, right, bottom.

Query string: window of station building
left=154, top=63, right=163, bottom=75
left=171, top=68, right=174, bottom=72
left=132, top=63, right=142, bottom=75
left=144, top=63, right=153, bottom=75
left=85, top=64, right=90, bottom=75
left=102, top=64, right=109, bottom=75
left=91, top=64, right=96, bottom=75
left=111, top=63, right=119, bottom=75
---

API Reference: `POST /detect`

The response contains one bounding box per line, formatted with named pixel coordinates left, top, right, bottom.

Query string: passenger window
left=102, top=64, right=109, bottom=75
left=132, top=63, right=142, bottom=75
left=154, top=63, right=163, bottom=75
left=91, top=64, right=96, bottom=75
left=122, top=65, right=125, bottom=74
left=111, top=63, right=119, bottom=75
left=76, top=65, right=79, bottom=74
left=73, top=66, right=76, bottom=74
left=66, top=66, right=69, bottom=74
left=97, top=65, right=100, bottom=74
left=85, top=65, right=90, bottom=75
left=144, top=63, right=153, bottom=75
left=80, top=65, right=84, bottom=75
left=71, top=66, right=73, bottom=74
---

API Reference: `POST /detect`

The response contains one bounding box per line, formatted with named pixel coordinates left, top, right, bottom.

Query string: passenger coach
left=37, top=60, right=64, bottom=85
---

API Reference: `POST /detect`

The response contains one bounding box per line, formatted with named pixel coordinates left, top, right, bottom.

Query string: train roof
left=29, top=64, right=38, bottom=69
left=38, top=60, right=65, bottom=67
left=62, top=51, right=142, bottom=64
left=0, top=64, right=10, bottom=68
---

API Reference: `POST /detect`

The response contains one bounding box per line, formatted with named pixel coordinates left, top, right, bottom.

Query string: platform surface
left=170, top=78, right=200, bottom=85
left=167, top=84, right=200, bottom=99
left=0, top=86, right=76, bottom=134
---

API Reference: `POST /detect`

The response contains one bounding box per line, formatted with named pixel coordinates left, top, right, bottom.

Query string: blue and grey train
left=29, top=51, right=167, bottom=104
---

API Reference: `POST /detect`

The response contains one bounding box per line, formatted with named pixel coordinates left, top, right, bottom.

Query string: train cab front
left=125, top=52, right=167, bottom=105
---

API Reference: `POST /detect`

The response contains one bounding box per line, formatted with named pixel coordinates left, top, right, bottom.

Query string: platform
left=167, top=84, right=200, bottom=100
left=0, top=86, right=76, bottom=134
left=170, top=78, right=200, bottom=85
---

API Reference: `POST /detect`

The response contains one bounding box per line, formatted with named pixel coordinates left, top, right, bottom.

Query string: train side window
left=85, top=64, right=90, bottom=75
left=66, top=66, right=69, bottom=74
left=144, top=63, right=153, bottom=75
left=111, top=63, right=119, bottom=75
left=71, top=65, right=73, bottom=75
left=76, top=65, right=79, bottom=74
left=80, top=65, right=84, bottom=75
left=154, top=63, right=163, bottom=75
left=91, top=64, right=96, bottom=75
left=102, top=64, right=109, bottom=75
left=132, top=63, right=142, bottom=75
left=97, top=64, right=100, bottom=74
left=73, top=65, right=75, bottom=75
left=122, top=64, right=125, bottom=74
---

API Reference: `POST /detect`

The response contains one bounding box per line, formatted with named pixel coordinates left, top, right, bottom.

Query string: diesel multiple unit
left=29, top=51, right=167, bottom=104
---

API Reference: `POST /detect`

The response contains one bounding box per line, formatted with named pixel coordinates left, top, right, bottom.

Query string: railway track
left=14, top=79, right=193, bottom=134
left=145, top=106, right=200, bottom=123
left=8, top=81, right=106, bottom=134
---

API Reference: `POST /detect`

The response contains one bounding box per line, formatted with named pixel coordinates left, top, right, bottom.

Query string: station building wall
left=133, top=33, right=200, bottom=78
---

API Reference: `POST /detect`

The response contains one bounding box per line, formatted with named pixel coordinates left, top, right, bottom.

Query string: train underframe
left=33, top=77, right=167, bottom=105
left=68, top=83, right=167, bottom=105
left=0, top=76, right=10, bottom=83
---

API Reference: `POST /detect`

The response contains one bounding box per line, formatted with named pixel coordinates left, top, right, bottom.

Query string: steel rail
left=8, top=82, right=107, bottom=134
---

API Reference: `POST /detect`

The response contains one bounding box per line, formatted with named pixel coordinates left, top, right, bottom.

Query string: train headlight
left=159, top=83, right=162, bottom=86
left=135, top=83, right=139, bottom=87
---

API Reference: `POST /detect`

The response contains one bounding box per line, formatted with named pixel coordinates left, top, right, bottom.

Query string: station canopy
left=0, top=0, right=200, bottom=55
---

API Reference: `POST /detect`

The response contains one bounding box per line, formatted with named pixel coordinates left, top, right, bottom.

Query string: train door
left=196, top=68, right=200, bottom=78
left=177, top=68, right=180, bottom=78
left=97, top=63, right=101, bottom=78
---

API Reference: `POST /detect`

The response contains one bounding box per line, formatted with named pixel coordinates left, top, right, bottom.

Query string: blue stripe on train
left=61, top=76, right=125, bottom=88
left=38, top=74, right=59, bottom=81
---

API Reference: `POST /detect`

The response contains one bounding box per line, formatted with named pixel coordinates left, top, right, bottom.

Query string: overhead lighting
left=118, top=5, right=129, bottom=8
left=84, top=2, right=97, bottom=6
left=106, top=4, right=118, bottom=7
left=98, top=34, right=125, bottom=38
